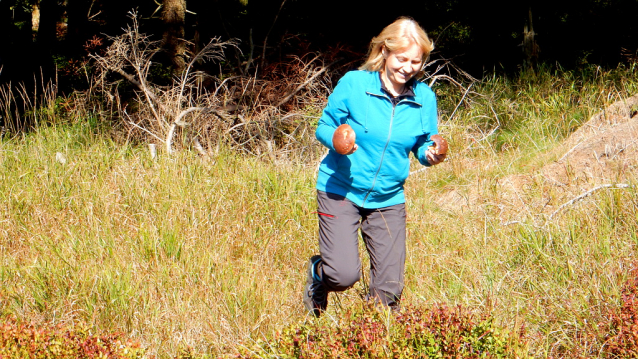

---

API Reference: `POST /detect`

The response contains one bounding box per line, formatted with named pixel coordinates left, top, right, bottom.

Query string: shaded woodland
left=2, top=0, right=638, bottom=84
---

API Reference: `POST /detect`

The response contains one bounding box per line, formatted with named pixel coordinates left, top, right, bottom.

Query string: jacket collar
left=366, top=71, right=418, bottom=99
left=362, top=70, right=428, bottom=134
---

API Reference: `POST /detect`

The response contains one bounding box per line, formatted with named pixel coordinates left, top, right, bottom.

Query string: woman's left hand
left=426, top=134, right=448, bottom=165
left=426, top=149, right=446, bottom=165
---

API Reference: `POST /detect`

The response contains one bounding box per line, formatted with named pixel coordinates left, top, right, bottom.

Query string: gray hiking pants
left=316, top=190, right=406, bottom=307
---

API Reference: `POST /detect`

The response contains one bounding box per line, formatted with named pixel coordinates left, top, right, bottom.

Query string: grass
left=0, top=121, right=319, bottom=356
left=0, top=62, right=638, bottom=357
left=434, top=62, right=638, bottom=180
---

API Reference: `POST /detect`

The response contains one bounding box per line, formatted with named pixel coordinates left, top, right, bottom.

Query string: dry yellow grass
left=1, top=63, right=638, bottom=357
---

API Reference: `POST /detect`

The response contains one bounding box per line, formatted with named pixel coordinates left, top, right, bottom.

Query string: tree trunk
left=37, top=0, right=61, bottom=49
left=161, top=0, right=187, bottom=75
left=66, top=0, right=92, bottom=52
left=32, top=0, right=41, bottom=41
left=522, top=7, right=539, bottom=67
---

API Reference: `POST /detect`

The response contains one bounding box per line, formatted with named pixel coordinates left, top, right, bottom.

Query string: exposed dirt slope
left=542, top=93, right=638, bottom=185
left=437, top=94, right=638, bottom=224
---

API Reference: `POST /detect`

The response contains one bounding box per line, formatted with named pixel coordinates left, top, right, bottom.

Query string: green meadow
left=1, top=63, right=638, bottom=358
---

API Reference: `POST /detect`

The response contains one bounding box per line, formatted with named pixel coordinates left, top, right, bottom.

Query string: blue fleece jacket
left=315, top=70, right=439, bottom=209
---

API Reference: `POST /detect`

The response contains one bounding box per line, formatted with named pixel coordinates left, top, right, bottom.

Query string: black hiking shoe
left=303, top=255, right=328, bottom=317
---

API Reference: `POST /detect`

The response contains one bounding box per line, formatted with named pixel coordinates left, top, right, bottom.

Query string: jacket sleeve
left=315, top=73, right=353, bottom=151
left=412, top=88, right=439, bottom=166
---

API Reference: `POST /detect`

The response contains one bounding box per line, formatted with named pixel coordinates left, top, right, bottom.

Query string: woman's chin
left=396, top=75, right=412, bottom=83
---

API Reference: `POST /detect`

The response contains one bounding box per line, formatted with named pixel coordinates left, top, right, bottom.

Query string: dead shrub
left=86, top=12, right=345, bottom=162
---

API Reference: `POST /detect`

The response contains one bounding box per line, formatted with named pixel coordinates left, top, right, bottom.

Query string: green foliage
left=7, top=0, right=35, bottom=14
left=429, top=21, right=473, bottom=50
left=0, top=317, right=145, bottom=358
left=229, top=303, right=527, bottom=359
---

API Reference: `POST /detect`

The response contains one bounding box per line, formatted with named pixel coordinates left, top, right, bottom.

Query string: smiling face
left=381, top=42, right=424, bottom=94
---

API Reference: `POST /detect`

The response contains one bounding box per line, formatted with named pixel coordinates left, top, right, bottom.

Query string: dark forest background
left=1, top=0, right=637, bottom=90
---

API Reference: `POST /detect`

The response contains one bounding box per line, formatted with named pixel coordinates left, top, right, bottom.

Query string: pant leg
left=360, top=203, right=406, bottom=307
left=316, top=190, right=362, bottom=292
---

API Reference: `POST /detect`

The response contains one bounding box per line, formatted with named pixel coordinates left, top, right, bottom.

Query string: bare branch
left=192, top=137, right=208, bottom=157
left=448, top=82, right=473, bottom=122
left=275, top=59, right=339, bottom=108
left=547, top=183, right=632, bottom=221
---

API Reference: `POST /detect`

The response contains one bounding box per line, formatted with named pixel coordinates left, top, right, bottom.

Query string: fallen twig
left=547, top=183, right=632, bottom=221
left=123, top=109, right=165, bottom=143
left=410, top=167, right=428, bottom=175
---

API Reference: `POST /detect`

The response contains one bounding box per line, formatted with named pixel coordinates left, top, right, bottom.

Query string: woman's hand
left=426, top=134, right=448, bottom=165
left=426, top=150, right=446, bottom=165
left=345, top=143, right=358, bottom=155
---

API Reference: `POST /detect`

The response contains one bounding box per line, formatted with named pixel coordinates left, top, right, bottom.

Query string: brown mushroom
left=430, top=134, right=448, bottom=155
left=333, top=124, right=356, bottom=155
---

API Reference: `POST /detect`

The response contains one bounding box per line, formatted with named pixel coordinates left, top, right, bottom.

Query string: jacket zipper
left=362, top=93, right=396, bottom=206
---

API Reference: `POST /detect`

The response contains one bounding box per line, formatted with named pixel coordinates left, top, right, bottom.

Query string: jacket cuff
left=316, top=125, right=337, bottom=152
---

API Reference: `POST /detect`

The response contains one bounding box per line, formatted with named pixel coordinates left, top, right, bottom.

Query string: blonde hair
left=359, top=17, right=434, bottom=72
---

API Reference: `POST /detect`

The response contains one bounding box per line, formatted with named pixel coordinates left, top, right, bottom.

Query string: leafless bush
left=90, top=12, right=235, bottom=154
left=89, top=12, right=337, bottom=161
left=420, top=56, right=480, bottom=123
left=210, top=51, right=345, bottom=159
left=422, top=57, right=477, bottom=92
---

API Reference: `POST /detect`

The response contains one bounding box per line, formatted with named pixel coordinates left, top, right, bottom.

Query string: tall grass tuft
left=0, top=76, right=60, bottom=133
left=434, top=63, right=638, bottom=178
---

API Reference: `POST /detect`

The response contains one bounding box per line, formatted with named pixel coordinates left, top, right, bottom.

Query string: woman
left=303, top=17, right=447, bottom=317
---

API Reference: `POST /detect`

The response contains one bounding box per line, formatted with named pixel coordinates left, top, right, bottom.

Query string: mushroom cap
left=333, top=124, right=356, bottom=155
left=430, top=134, right=448, bottom=155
